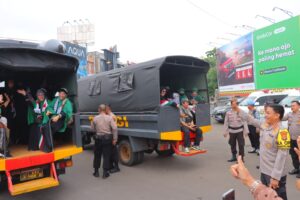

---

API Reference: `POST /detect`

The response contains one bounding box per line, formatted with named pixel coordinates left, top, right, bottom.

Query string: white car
left=239, top=89, right=300, bottom=126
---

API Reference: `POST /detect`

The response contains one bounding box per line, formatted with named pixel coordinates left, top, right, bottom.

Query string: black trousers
left=248, top=125, right=260, bottom=149
left=261, top=173, right=287, bottom=200
left=181, top=126, right=202, bottom=147
left=229, top=132, right=245, bottom=157
left=110, top=145, right=119, bottom=169
left=290, top=139, right=300, bottom=170
left=28, top=124, right=41, bottom=151
left=93, top=136, right=113, bottom=173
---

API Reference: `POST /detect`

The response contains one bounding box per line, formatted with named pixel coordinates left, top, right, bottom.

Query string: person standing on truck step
left=224, top=97, right=248, bottom=162
left=180, top=99, right=203, bottom=153
left=91, top=104, right=118, bottom=179
left=247, top=99, right=260, bottom=154
left=282, top=100, right=300, bottom=178
left=106, top=104, right=120, bottom=173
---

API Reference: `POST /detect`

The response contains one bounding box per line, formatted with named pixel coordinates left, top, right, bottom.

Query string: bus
left=0, top=39, right=82, bottom=195
left=78, top=56, right=211, bottom=166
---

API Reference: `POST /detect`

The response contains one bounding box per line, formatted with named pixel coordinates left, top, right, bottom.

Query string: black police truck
left=78, top=56, right=211, bottom=166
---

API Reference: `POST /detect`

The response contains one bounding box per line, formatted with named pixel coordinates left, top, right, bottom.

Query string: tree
left=202, top=48, right=218, bottom=97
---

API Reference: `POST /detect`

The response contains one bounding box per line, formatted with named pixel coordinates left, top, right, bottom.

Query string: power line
left=185, top=0, right=233, bottom=27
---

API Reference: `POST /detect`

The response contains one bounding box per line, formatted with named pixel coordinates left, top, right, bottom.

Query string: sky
left=0, top=0, right=299, bottom=63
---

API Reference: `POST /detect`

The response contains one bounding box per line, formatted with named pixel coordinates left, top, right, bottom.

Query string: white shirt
left=0, top=116, right=7, bottom=126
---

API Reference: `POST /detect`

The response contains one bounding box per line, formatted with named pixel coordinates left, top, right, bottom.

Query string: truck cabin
left=0, top=40, right=81, bottom=158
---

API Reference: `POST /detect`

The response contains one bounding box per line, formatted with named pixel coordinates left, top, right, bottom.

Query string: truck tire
left=155, top=148, right=174, bottom=157
left=118, top=140, right=139, bottom=166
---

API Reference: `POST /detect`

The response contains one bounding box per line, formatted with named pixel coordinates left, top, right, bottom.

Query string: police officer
left=106, top=104, right=120, bottom=173
left=242, top=104, right=289, bottom=200
left=247, top=99, right=260, bottom=154
left=282, top=100, right=300, bottom=178
left=91, top=104, right=117, bottom=179
left=224, top=97, right=248, bottom=162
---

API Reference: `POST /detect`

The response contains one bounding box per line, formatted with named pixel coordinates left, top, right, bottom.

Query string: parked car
left=239, top=89, right=300, bottom=122
left=212, top=97, right=245, bottom=123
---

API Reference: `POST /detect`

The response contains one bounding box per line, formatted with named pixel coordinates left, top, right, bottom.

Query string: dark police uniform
left=91, top=113, right=117, bottom=178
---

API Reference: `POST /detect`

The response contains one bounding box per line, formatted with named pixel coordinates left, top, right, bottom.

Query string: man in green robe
left=47, top=88, right=73, bottom=135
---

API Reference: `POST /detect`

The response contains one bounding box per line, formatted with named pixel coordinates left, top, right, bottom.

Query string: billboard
left=216, top=15, right=300, bottom=93
left=63, top=41, right=88, bottom=78
left=253, top=16, right=300, bottom=89
left=216, top=33, right=255, bottom=92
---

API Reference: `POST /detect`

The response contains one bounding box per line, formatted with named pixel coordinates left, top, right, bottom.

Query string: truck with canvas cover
left=0, top=39, right=82, bottom=195
left=78, top=56, right=211, bottom=166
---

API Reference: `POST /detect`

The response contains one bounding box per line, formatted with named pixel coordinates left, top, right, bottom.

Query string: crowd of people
left=224, top=97, right=300, bottom=200
left=0, top=80, right=73, bottom=157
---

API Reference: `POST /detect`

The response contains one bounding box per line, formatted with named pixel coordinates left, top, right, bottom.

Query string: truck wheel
left=155, top=148, right=174, bottom=157
left=118, top=140, right=138, bottom=166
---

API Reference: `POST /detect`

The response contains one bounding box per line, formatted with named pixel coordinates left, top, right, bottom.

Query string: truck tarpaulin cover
left=0, top=40, right=79, bottom=71
left=78, top=56, right=209, bottom=113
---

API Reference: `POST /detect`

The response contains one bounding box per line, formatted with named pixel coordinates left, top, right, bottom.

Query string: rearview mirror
left=254, top=102, right=259, bottom=106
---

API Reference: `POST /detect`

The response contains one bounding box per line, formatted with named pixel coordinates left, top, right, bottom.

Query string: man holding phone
left=180, top=99, right=203, bottom=153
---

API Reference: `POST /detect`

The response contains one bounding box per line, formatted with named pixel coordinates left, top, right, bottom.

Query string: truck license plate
left=20, top=168, right=44, bottom=181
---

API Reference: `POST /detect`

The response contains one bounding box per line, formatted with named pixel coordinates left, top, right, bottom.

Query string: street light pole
left=273, top=7, right=293, bottom=17
left=255, top=15, right=276, bottom=24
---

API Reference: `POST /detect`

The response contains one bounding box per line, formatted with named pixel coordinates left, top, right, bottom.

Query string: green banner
left=253, top=16, right=300, bottom=89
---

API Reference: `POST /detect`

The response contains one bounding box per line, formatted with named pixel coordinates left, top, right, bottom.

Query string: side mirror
left=254, top=102, right=260, bottom=106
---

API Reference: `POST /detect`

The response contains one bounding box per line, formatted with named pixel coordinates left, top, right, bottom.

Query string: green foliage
left=202, top=48, right=218, bottom=97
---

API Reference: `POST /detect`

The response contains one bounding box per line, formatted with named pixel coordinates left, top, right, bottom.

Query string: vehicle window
left=239, top=96, right=256, bottom=106
left=280, top=96, right=300, bottom=107
left=256, top=96, right=269, bottom=105
left=88, top=79, right=101, bottom=96
left=118, top=72, right=134, bottom=92
left=268, top=95, right=287, bottom=104
left=256, top=95, right=287, bottom=105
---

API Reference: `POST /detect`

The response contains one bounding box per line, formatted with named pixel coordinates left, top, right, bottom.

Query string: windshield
left=279, top=96, right=300, bottom=107
left=239, top=96, right=256, bottom=106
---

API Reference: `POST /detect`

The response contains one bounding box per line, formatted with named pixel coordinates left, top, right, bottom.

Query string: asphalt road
left=1, top=120, right=299, bottom=199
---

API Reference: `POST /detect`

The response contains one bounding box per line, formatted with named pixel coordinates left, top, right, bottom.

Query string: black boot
left=93, top=169, right=99, bottom=177
left=102, top=171, right=110, bottom=179
left=227, top=155, right=237, bottom=162
left=110, top=165, right=120, bottom=173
